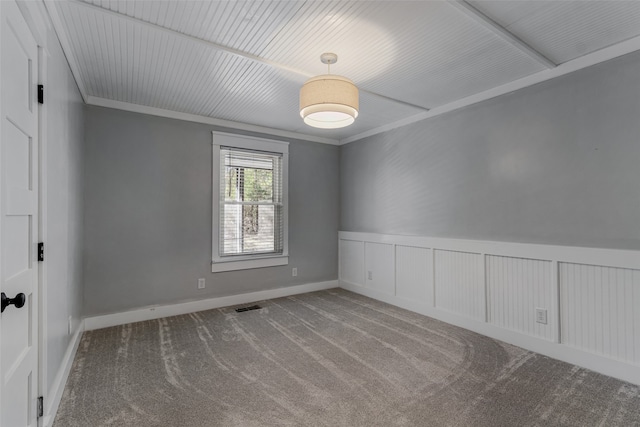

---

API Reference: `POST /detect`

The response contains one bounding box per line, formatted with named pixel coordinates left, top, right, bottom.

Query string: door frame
left=37, top=42, right=48, bottom=427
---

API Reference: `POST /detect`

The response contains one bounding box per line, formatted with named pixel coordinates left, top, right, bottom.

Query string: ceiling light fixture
left=299, top=53, right=359, bottom=129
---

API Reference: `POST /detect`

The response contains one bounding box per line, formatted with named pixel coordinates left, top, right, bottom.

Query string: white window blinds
left=219, top=147, right=284, bottom=257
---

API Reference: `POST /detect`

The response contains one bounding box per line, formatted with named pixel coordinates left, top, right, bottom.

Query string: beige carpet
left=54, top=289, right=640, bottom=426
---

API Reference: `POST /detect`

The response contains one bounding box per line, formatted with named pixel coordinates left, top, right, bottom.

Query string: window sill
left=211, top=255, right=289, bottom=272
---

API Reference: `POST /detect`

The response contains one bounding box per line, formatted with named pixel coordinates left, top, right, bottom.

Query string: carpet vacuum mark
left=54, top=289, right=640, bottom=426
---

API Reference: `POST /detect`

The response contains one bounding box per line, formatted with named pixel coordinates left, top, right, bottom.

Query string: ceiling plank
left=66, top=0, right=429, bottom=112
left=68, top=0, right=312, bottom=77
left=448, top=1, right=556, bottom=70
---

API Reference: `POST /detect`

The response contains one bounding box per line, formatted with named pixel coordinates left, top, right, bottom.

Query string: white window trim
left=212, top=131, right=289, bottom=272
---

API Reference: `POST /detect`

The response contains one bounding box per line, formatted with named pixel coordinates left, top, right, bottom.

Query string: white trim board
left=84, top=280, right=338, bottom=331
left=340, top=281, right=640, bottom=387
left=340, top=231, right=640, bottom=271
left=86, top=96, right=340, bottom=146
left=447, top=1, right=556, bottom=69
left=42, top=320, right=85, bottom=427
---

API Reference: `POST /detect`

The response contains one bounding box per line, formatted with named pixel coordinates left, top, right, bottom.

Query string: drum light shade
left=299, top=74, right=359, bottom=129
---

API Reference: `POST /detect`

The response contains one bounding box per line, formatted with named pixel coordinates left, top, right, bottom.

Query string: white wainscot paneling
left=365, top=242, right=395, bottom=295
left=395, top=245, right=432, bottom=305
left=487, top=256, right=556, bottom=341
left=338, top=231, right=640, bottom=385
left=560, top=263, right=640, bottom=365
left=434, top=249, right=485, bottom=320
left=339, top=239, right=364, bottom=286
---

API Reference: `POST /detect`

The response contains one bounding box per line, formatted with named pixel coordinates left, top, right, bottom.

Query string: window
left=212, top=132, right=288, bottom=272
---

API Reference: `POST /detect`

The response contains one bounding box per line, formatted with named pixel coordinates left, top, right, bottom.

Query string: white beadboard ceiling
left=47, top=0, right=640, bottom=144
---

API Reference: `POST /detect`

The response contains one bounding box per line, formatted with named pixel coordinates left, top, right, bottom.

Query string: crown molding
left=340, top=33, right=640, bottom=145
left=86, top=97, right=340, bottom=145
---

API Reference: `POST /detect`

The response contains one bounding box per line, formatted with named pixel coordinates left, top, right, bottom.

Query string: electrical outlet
left=198, top=278, right=206, bottom=289
left=292, top=268, right=297, bottom=277
left=535, top=308, right=548, bottom=325
left=367, top=271, right=373, bottom=280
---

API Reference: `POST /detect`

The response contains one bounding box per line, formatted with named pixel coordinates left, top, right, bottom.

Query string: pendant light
left=299, top=53, right=359, bottom=129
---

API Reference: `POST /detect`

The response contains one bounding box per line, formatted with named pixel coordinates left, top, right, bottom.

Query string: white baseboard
left=340, top=280, right=640, bottom=386
left=42, top=319, right=85, bottom=427
left=84, top=280, right=338, bottom=331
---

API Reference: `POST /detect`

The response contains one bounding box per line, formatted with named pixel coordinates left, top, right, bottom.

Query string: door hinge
left=38, top=242, right=44, bottom=262
left=38, top=85, right=44, bottom=104
left=37, top=396, right=44, bottom=418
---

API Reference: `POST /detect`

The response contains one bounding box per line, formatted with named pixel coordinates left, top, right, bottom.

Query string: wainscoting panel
left=395, top=245, right=431, bottom=305
left=434, top=249, right=485, bottom=321
left=339, top=239, right=364, bottom=286
left=365, top=242, right=395, bottom=295
left=338, top=231, right=640, bottom=385
left=486, top=256, right=556, bottom=341
left=560, top=262, right=640, bottom=365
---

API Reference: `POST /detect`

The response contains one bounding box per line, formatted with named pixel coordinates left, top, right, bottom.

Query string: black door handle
left=1, top=292, right=26, bottom=313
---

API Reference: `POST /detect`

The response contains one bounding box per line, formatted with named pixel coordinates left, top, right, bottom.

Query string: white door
left=0, top=1, right=40, bottom=426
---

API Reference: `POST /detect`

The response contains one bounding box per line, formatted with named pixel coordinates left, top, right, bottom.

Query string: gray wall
left=40, top=15, right=85, bottom=397
left=83, top=106, right=339, bottom=316
left=341, top=51, right=640, bottom=251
